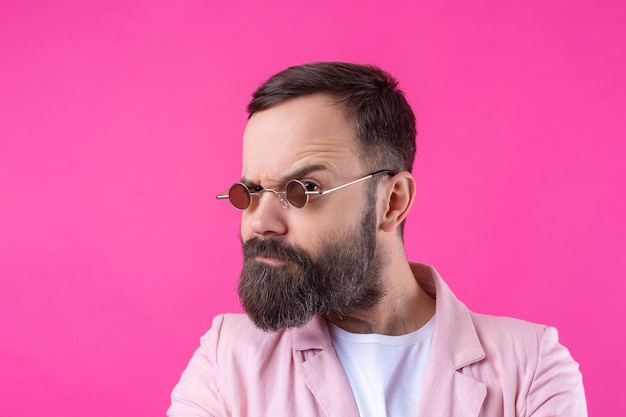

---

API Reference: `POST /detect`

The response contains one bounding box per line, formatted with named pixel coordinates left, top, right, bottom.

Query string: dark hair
left=247, top=62, right=417, bottom=173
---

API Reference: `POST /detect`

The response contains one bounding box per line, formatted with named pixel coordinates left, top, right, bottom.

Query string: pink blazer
left=168, top=263, right=587, bottom=416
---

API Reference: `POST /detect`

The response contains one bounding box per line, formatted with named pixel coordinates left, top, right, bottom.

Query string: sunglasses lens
left=285, top=180, right=308, bottom=208
left=228, top=183, right=251, bottom=210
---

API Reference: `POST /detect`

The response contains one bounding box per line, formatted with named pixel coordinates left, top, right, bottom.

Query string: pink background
left=1, top=0, right=624, bottom=415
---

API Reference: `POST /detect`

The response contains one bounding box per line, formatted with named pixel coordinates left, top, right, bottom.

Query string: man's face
left=237, top=94, right=386, bottom=331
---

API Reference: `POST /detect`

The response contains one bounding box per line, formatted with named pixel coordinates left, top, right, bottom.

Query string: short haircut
left=247, top=62, right=417, bottom=173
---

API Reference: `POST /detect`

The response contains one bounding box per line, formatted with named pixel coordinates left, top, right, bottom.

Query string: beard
left=238, top=200, right=386, bottom=332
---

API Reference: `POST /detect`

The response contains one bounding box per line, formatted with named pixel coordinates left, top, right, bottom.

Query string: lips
left=254, top=256, right=288, bottom=266
left=243, top=237, right=307, bottom=266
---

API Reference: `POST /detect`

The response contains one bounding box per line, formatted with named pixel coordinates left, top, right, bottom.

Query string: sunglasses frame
left=216, top=169, right=394, bottom=210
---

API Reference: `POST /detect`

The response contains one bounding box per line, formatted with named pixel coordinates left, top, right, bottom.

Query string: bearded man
left=168, top=62, right=587, bottom=417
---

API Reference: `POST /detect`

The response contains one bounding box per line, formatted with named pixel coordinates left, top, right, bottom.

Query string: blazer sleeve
left=522, top=326, right=588, bottom=417
left=167, top=315, right=226, bottom=417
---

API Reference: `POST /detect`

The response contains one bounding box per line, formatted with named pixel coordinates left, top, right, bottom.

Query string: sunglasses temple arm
left=318, top=170, right=392, bottom=196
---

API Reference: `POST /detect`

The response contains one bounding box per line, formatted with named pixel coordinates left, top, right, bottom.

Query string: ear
left=379, top=172, right=416, bottom=233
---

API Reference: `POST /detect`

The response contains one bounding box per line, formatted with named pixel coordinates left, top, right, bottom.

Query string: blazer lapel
left=412, top=263, right=487, bottom=417
left=417, top=362, right=487, bottom=417
left=292, top=316, right=360, bottom=417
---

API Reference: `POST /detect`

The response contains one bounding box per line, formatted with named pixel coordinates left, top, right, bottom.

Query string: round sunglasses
left=216, top=170, right=393, bottom=210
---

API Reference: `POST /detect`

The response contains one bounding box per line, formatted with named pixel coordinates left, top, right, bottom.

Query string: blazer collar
left=291, top=314, right=332, bottom=351
left=411, top=263, right=485, bottom=369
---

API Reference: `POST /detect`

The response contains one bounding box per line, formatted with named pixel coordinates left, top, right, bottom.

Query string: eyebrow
left=241, top=164, right=331, bottom=187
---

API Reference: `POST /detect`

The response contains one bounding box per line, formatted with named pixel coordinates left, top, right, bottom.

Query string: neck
left=326, top=252, right=435, bottom=335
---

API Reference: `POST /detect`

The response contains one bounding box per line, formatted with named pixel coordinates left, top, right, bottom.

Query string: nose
left=247, top=190, right=288, bottom=237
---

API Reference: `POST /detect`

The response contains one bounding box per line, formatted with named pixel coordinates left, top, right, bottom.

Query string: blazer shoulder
left=466, top=313, right=581, bottom=388
left=205, top=313, right=293, bottom=356
left=468, top=312, right=553, bottom=363
left=470, top=313, right=547, bottom=341
left=467, top=313, right=586, bottom=415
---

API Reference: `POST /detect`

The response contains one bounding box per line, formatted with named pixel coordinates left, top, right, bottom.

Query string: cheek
left=298, top=215, right=350, bottom=248
left=239, top=213, right=252, bottom=241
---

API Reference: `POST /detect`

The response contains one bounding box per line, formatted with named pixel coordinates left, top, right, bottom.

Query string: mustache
left=242, top=237, right=311, bottom=264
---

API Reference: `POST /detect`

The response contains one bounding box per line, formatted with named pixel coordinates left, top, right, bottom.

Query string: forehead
left=242, top=94, right=362, bottom=182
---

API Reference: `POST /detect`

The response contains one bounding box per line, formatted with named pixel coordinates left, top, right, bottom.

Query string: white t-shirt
left=328, top=316, right=435, bottom=417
